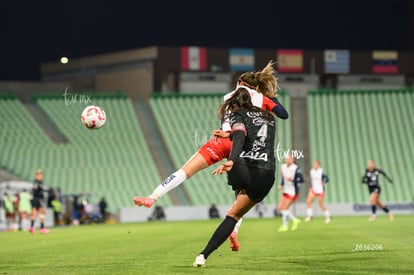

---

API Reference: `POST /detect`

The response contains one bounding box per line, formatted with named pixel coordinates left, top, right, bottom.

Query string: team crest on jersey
left=232, top=123, right=246, bottom=134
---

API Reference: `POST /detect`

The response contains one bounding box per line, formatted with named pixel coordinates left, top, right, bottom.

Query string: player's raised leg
left=133, top=153, right=209, bottom=207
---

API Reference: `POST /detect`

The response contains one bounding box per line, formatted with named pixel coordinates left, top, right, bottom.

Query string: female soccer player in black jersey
left=193, top=87, right=276, bottom=267
left=362, top=160, right=394, bottom=221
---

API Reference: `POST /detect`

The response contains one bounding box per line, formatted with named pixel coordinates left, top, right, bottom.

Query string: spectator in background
left=148, top=206, right=166, bottom=221
left=18, top=189, right=32, bottom=230
left=72, top=195, right=82, bottom=226
left=255, top=201, right=267, bottom=218
left=47, top=187, right=56, bottom=209
left=56, top=187, right=63, bottom=203
left=273, top=207, right=281, bottom=217
left=3, top=192, right=17, bottom=231
left=99, top=197, right=108, bottom=223
left=208, top=203, right=220, bottom=219
left=50, top=197, right=62, bottom=226
left=13, top=192, right=20, bottom=230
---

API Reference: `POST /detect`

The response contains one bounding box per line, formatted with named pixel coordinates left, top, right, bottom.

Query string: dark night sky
left=1, top=0, right=412, bottom=80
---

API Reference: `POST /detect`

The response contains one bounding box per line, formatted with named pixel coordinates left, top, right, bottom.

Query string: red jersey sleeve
left=262, top=96, right=277, bottom=111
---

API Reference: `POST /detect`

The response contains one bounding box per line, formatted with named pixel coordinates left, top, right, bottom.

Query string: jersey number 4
left=257, top=123, right=268, bottom=142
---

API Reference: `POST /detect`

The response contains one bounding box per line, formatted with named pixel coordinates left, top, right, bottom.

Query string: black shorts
left=31, top=198, right=46, bottom=210
left=227, top=163, right=275, bottom=203
left=368, top=186, right=381, bottom=195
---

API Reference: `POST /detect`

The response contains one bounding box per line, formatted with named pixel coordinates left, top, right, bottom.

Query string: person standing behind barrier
left=50, top=197, right=62, bottom=226
left=72, top=195, right=83, bottom=225
left=99, top=197, right=108, bottom=223
left=47, top=187, right=56, bottom=209
left=3, top=192, right=17, bottom=231
left=19, top=189, right=32, bottom=230
left=255, top=201, right=267, bottom=218
left=29, top=170, right=49, bottom=234
left=208, top=203, right=220, bottom=219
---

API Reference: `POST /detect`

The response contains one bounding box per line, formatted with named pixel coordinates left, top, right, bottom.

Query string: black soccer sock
left=199, top=215, right=238, bottom=259
left=371, top=205, right=377, bottom=215
left=382, top=206, right=389, bottom=213
left=30, top=220, right=34, bottom=227
left=40, top=222, right=44, bottom=229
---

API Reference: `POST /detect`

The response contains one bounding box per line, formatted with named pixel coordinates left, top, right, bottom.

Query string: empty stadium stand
left=307, top=88, right=414, bottom=204
left=0, top=94, right=173, bottom=212
left=3, top=87, right=409, bottom=215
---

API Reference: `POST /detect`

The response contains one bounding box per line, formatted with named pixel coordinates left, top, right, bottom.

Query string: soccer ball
left=81, top=105, right=106, bottom=129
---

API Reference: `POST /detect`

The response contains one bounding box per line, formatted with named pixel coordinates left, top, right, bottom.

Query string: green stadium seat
left=0, top=97, right=172, bottom=212
left=307, top=89, right=414, bottom=204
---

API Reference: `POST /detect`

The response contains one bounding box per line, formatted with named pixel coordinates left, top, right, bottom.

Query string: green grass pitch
left=1, top=215, right=413, bottom=274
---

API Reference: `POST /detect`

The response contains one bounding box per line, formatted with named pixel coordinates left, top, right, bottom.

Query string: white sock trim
left=281, top=210, right=289, bottom=226
left=306, top=208, right=313, bottom=218
left=233, top=218, right=243, bottom=233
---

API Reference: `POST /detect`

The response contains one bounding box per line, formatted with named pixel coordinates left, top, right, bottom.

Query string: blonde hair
left=237, top=60, right=279, bottom=98
left=255, top=60, right=279, bottom=98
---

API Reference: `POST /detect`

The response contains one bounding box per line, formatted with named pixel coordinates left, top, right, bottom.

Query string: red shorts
left=282, top=193, right=299, bottom=201
left=198, top=137, right=232, bottom=166
left=310, top=189, right=325, bottom=199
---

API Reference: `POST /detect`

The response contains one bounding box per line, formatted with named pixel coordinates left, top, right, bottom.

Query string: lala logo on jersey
left=239, top=151, right=268, bottom=161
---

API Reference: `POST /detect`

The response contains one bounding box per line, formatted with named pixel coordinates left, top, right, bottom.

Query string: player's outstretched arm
left=379, top=169, right=393, bottom=183
left=271, top=98, right=289, bottom=119
left=322, top=173, right=329, bottom=184
left=362, top=172, right=369, bottom=184
left=212, top=129, right=230, bottom=138
left=212, top=129, right=245, bottom=175
left=295, top=169, right=305, bottom=184
left=212, top=160, right=234, bottom=175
